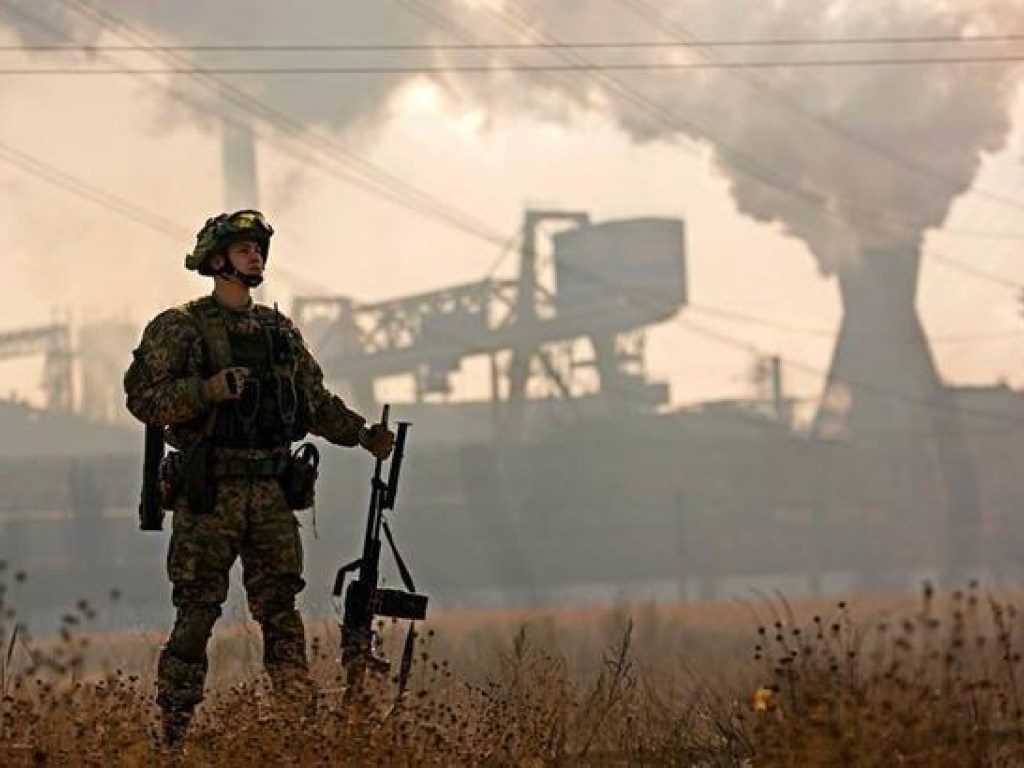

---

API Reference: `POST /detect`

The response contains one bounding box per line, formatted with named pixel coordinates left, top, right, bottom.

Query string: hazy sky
left=1, top=1, right=1023, bottom=417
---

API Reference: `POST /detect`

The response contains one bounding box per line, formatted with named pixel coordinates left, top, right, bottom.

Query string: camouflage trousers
left=156, top=476, right=312, bottom=716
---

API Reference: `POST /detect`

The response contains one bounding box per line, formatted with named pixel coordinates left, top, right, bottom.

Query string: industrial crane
left=292, top=210, right=688, bottom=429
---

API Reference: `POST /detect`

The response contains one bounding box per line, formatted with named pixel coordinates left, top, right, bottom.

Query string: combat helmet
left=185, top=209, right=274, bottom=277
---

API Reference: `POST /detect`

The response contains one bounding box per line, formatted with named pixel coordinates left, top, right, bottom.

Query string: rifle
left=333, top=404, right=427, bottom=695
left=138, top=424, right=165, bottom=531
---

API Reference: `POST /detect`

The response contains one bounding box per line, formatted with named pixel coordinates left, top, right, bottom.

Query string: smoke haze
left=0, top=1, right=1022, bottom=407
left=4, top=1, right=1024, bottom=631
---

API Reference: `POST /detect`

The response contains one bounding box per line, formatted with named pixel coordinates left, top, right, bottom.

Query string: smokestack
left=221, top=120, right=258, bottom=212
left=221, top=120, right=267, bottom=301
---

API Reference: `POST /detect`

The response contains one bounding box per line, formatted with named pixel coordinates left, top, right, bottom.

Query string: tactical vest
left=181, top=298, right=311, bottom=449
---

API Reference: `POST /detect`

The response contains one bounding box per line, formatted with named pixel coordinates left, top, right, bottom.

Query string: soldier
left=123, top=210, right=394, bottom=745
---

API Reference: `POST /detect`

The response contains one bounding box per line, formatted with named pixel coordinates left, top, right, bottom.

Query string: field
left=2, top=573, right=1024, bottom=765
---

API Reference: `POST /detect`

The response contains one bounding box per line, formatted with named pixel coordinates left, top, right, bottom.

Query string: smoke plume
left=435, top=0, right=1024, bottom=273
left=3, top=0, right=1021, bottom=275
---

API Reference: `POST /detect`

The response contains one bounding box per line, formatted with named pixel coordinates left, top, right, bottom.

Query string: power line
left=393, top=0, right=1024, bottom=352
left=930, top=165, right=1024, bottom=337
left=2, top=0, right=482, bottom=244
left=2, top=0, right=512, bottom=292
left=926, top=251, right=1024, bottom=288
left=453, top=1, right=1024, bottom=292
left=389, top=1, right=1024, bottom=331
left=0, top=139, right=190, bottom=239
left=9, top=0, right=1024, bottom=254
left=419, top=0, right=1014, bottom=248
left=8, top=0, right=1021, bottom=417
left=0, top=137, right=323, bottom=291
left=618, top=0, right=1024, bottom=234
left=22, top=0, right=1023, bottom=249
left=9, top=106, right=1013, bottom=427
left=42, top=0, right=512, bottom=251
left=5, top=33, right=1024, bottom=51
left=0, top=4, right=545, bottom=300
left=540, top=250, right=1024, bottom=424
left=619, top=0, right=1024, bottom=228
left=527, top=243, right=1024, bottom=426
left=937, top=228, right=1024, bottom=240
left=482, top=227, right=524, bottom=279
left=671, top=313, right=1024, bottom=426
left=3, top=55, right=1024, bottom=74
left=2, top=0, right=520, bottom=292
left=688, top=301, right=1023, bottom=344
left=390, top=2, right=1024, bottom=313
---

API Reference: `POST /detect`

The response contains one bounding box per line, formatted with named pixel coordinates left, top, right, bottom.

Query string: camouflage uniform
left=124, top=294, right=367, bottom=719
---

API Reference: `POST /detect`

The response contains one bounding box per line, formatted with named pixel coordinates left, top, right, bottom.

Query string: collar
left=210, top=291, right=255, bottom=315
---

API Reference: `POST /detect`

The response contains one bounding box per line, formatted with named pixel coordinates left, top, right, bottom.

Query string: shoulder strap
left=178, top=297, right=233, bottom=372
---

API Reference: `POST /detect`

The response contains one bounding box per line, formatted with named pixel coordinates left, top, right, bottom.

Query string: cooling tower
left=814, top=247, right=980, bottom=581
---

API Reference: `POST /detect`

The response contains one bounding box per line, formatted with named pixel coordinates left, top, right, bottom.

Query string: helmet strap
left=215, top=261, right=264, bottom=289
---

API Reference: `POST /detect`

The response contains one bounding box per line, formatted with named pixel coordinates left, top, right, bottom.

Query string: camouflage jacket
left=124, top=294, right=366, bottom=450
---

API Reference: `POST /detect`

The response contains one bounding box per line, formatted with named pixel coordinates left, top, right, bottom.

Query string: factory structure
left=2, top=129, right=1023, bottom=625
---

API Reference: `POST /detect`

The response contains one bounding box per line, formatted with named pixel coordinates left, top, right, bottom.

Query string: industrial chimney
left=221, top=119, right=264, bottom=302
left=813, top=247, right=980, bottom=582
left=221, top=120, right=259, bottom=212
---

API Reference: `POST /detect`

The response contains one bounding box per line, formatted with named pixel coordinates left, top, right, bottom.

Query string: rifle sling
left=382, top=518, right=417, bottom=594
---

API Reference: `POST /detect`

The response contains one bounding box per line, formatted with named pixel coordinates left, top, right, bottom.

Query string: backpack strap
left=177, top=297, right=234, bottom=372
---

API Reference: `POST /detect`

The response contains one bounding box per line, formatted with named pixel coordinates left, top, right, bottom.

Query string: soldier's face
left=225, top=239, right=264, bottom=277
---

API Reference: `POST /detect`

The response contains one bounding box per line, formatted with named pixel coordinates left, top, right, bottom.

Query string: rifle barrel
left=384, top=422, right=410, bottom=511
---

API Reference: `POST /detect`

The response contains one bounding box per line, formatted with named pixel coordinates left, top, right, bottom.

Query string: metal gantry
left=0, top=323, right=73, bottom=410
left=292, top=210, right=688, bottom=426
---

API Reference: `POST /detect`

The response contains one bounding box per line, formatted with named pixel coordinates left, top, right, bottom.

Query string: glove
left=359, top=422, right=395, bottom=460
left=201, top=366, right=250, bottom=404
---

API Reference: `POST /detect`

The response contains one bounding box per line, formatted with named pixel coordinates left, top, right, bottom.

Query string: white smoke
left=4, top=0, right=1021, bottom=274
left=436, top=0, right=1024, bottom=273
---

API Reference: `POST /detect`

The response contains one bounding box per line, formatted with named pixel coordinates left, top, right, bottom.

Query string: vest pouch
left=158, top=450, right=185, bottom=511
left=282, top=442, right=319, bottom=510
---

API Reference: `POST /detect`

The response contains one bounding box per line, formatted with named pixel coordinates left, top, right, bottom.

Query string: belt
left=210, top=447, right=289, bottom=478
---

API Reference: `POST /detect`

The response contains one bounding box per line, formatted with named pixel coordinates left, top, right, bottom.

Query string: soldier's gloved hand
left=359, top=423, right=395, bottom=460
left=201, top=366, right=250, bottom=404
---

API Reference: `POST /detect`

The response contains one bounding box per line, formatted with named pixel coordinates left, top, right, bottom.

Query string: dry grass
left=3, top=568, right=1024, bottom=765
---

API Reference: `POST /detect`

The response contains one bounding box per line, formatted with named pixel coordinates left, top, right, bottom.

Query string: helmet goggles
left=214, top=209, right=274, bottom=243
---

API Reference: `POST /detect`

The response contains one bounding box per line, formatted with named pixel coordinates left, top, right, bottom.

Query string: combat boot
left=161, top=707, right=192, bottom=749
